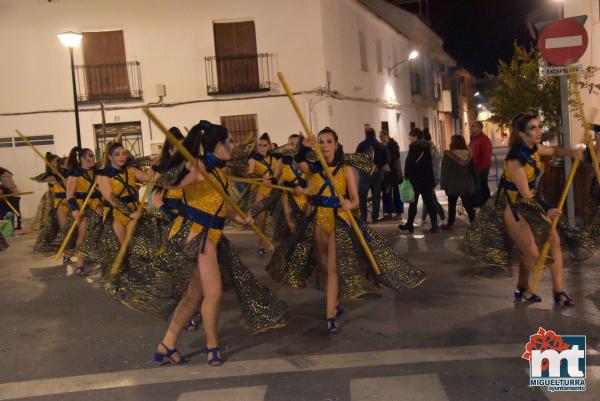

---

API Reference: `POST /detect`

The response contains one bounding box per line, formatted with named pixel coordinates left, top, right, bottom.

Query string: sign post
left=538, top=15, right=588, bottom=226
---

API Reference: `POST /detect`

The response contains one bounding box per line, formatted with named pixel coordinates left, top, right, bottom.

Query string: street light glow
left=58, top=31, right=82, bottom=48
left=477, top=104, right=483, bottom=108
left=474, top=92, right=480, bottom=97
left=408, top=50, right=419, bottom=60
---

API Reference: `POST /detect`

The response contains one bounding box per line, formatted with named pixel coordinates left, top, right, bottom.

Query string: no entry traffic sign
left=539, top=18, right=588, bottom=66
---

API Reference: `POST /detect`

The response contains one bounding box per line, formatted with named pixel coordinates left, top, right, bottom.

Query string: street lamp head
left=477, top=104, right=483, bottom=108
left=474, top=92, right=481, bottom=97
left=408, top=50, right=419, bottom=61
left=58, top=31, right=82, bottom=48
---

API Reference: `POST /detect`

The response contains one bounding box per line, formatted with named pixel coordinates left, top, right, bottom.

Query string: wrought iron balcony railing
left=75, top=61, right=143, bottom=103
left=205, top=53, right=273, bottom=95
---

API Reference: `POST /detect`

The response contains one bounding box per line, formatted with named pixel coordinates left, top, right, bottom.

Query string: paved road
left=0, top=219, right=599, bottom=401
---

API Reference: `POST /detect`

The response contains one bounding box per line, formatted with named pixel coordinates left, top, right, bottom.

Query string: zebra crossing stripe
left=0, top=343, right=523, bottom=400
left=177, top=385, right=267, bottom=401
left=351, top=374, right=449, bottom=401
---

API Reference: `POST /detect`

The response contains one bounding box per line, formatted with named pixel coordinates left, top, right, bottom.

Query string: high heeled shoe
left=326, top=317, right=339, bottom=334
left=153, top=342, right=188, bottom=365
left=553, top=291, right=575, bottom=306
left=207, top=346, right=223, bottom=367
left=514, top=287, right=541, bottom=303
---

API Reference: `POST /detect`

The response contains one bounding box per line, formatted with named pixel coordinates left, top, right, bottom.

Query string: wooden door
left=82, top=31, right=129, bottom=100
left=213, top=21, right=259, bottom=93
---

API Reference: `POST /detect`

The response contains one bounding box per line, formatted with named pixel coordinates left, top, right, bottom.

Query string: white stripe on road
left=529, top=366, right=600, bottom=401
left=178, top=385, right=267, bottom=401
left=0, top=343, right=523, bottom=400
left=546, top=35, right=583, bottom=49
left=351, top=374, right=449, bottom=401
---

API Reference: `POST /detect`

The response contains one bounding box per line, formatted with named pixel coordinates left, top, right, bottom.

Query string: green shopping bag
left=0, top=220, right=14, bottom=238
left=399, top=179, right=415, bottom=203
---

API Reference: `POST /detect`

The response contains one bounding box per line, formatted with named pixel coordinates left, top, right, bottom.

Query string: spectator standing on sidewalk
left=356, top=127, right=390, bottom=223
left=399, top=128, right=439, bottom=233
left=0, top=167, right=21, bottom=230
left=420, top=128, right=446, bottom=224
left=379, top=130, right=404, bottom=221
left=469, top=121, right=492, bottom=205
left=440, top=135, right=477, bottom=230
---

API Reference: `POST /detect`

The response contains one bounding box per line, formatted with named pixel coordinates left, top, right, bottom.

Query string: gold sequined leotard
left=497, top=143, right=545, bottom=220
left=160, top=187, right=183, bottom=220
left=67, top=168, right=101, bottom=212
left=169, top=165, right=229, bottom=246
left=100, top=166, right=140, bottom=226
left=51, top=176, right=69, bottom=212
left=308, top=163, right=350, bottom=235
left=279, top=157, right=308, bottom=211
left=252, top=154, right=274, bottom=197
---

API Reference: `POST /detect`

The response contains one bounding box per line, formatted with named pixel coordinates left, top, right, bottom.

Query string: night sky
left=395, top=0, right=563, bottom=78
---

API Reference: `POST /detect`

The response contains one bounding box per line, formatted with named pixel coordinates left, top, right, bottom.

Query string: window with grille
left=94, top=121, right=143, bottom=160
left=220, top=114, right=258, bottom=145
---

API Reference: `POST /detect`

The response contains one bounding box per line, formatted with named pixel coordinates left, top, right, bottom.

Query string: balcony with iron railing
left=75, top=61, right=143, bottom=103
left=205, top=53, right=274, bottom=95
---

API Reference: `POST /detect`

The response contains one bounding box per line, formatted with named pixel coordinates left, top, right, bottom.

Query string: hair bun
left=199, top=120, right=212, bottom=130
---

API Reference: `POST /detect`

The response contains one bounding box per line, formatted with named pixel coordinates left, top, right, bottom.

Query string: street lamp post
left=58, top=31, right=83, bottom=148
left=388, top=50, right=419, bottom=75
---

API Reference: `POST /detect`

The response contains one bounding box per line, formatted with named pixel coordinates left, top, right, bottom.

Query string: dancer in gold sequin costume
left=32, top=153, right=71, bottom=256
left=97, top=142, right=151, bottom=276
left=64, top=147, right=102, bottom=275
left=465, top=114, right=584, bottom=306
left=107, top=123, right=288, bottom=367
left=264, top=134, right=310, bottom=279
left=273, top=127, right=426, bottom=333
left=247, top=132, right=276, bottom=256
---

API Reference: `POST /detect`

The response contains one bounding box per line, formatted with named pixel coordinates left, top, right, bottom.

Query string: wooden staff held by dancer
left=527, top=73, right=591, bottom=298
left=143, top=107, right=275, bottom=251
left=277, top=72, right=381, bottom=275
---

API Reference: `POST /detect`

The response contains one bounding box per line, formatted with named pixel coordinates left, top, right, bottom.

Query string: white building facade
left=0, top=0, right=453, bottom=217
left=563, top=1, right=600, bottom=144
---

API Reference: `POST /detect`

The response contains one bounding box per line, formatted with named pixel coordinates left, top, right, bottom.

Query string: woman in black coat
left=440, top=135, right=477, bottom=229
left=398, top=129, right=439, bottom=233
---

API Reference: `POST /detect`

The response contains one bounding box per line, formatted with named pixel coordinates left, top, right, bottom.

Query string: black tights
left=406, top=188, right=437, bottom=228
left=447, top=195, right=476, bottom=225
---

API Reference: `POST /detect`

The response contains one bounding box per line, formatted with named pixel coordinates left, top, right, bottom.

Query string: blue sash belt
left=311, top=195, right=339, bottom=208
left=179, top=204, right=225, bottom=230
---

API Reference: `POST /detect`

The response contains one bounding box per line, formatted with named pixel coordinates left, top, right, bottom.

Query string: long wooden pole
left=15, top=130, right=66, bottom=183
left=108, top=183, right=150, bottom=278
left=527, top=72, right=593, bottom=296
left=0, top=191, right=33, bottom=198
left=1, top=197, right=20, bottom=217
left=228, top=176, right=297, bottom=193
left=277, top=72, right=381, bottom=275
left=0, top=190, right=30, bottom=217
left=55, top=180, right=99, bottom=259
left=527, top=159, right=579, bottom=296
left=143, top=108, right=274, bottom=251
